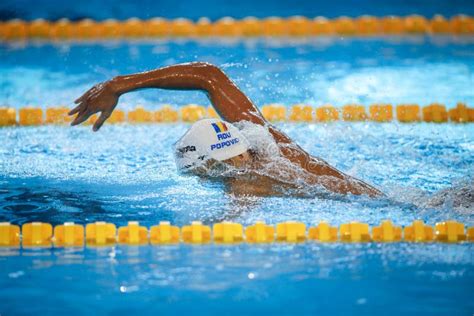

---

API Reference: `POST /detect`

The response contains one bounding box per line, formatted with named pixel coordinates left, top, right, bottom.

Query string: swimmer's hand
left=69, top=81, right=119, bottom=131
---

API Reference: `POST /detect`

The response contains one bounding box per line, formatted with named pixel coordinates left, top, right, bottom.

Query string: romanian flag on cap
left=211, top=122, right=228, bottom=133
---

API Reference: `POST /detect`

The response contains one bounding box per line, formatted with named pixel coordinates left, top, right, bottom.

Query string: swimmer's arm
left=72, top=62, right=311, bottom=164
left=70, top=62, right=265, bottom=130
left=71, top=62, right=382, bottom=196
left=72, top=61, right=299, bottom=145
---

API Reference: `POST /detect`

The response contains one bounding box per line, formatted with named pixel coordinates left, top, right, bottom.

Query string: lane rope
left=0, top=103, right=472, bottom=126
left=1, top=15, right=474, bottom=40
left=1, top=220, right=472, bottom=247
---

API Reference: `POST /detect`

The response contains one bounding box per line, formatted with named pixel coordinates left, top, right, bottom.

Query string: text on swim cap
left=176, top=145, right=196, bottom=158
left=210, top=137, right=240, bottom=151
left=217, top=132, right=232, bottom=141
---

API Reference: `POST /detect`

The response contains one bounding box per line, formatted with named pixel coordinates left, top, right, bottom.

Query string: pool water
left=2, top=0, right=474, bottom=21
left=1, top=36, right=474, bottom=314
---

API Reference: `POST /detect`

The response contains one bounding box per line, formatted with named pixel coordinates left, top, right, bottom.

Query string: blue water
left=2, top=37, right=474, bottom=107
left=1, top=244, right=473, bottom=315
left=2, top=0, right=474, bottom=21
left=1, top=37, right=474, bottom=314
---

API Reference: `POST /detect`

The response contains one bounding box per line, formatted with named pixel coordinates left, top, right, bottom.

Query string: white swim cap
left=174, top=119, right=250, bottom=170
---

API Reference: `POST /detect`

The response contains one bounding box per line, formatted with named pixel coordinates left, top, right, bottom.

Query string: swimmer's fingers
left=70, top=94, right=91, bottom=115
left=72, top=84, right=101, bottom=107
left=68, top=103, right=84, bottom=116
left=73, top=87, right=96, bottom=105
left=92, top=111, right=111, bottom=132
left=71, top=108, right=93, bottom=126
left=74, top=94, right=87, bottom=104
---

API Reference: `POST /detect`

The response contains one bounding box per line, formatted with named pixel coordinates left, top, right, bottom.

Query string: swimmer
left=70, top=62, right=382, bottom=197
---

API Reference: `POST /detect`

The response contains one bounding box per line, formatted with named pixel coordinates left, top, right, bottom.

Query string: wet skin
left=71, top=62, right=382, bottom=197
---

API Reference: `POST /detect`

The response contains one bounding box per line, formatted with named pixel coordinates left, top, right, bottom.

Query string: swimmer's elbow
left=191, top=61, right=220, bottom=72
left=191, top=62, right=227, bottom=81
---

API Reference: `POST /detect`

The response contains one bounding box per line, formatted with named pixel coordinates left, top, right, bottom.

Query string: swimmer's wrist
left=109, top=77, right=126, bottom=96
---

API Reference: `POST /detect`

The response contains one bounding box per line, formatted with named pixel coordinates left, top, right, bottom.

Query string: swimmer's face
left=223, top=150, right=251, bottom=168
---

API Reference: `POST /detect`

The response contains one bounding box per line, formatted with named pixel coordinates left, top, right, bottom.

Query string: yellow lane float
left=448, top=102, right=472, bottom=123
left=450, top=15, right=474, bottom=34
left=128, top=106, right=153, bottom=123
left=1, top=220, right=472, bottom=248
left=2, top=15, right=474, bottom=41
left=180, top=104, right=206, bottom=122
left=333, top=16, right=356, bottom=35
left=434, top=220, right=466, bottom=243
left=289, top=104, right=313, bottom=122
left=340, top=222, right=371, bottom=242
left=287, top=16, right=312, bottom=36
left=170, top=18, right=196, bottom=36
left=150, top=221, right=180, bottom=244
left=22, top=222, right=53, bottom=247
left=262, top=17, right=287, bottom=36
left=99, top=19, right=121, bottom=37
left=276, top=221, right=307, bottom=242
left=404, top=15, right=429, bottom=33
left=0, top=222, right=20, bottom=247
left=245, top=221, right=275, bottom=243
left=468, top=227, right=474, bottom=241
left=155, top=105, right=179, bottom=122
left=195, top=18, right=212, bottom=36
left=422, top=103, right=448, bottom=123
left=396, top=104, right=421, bottom=122
left=403, top=220, right=434, bottom=242
left=356, top=15, right=380, bottom=34
left=85, top=221, right=117, bottom=246
left=122, top=18, right=147, bottom=37
left=2, top=103, right=474, bottom=126
left=0, top=108, right=17, bottom=126
left=316, top=105, right=339, bottom=122
left=50, top=18, right=73, bottom=38
left=118, top=221, right=149, bottom=245
left=27, top=19, right=51, bottom=38
left=342, top=104, right=367, bottom=121
left=213, top=17, right=240, bottom=36
left=369, top=104, right=393, bottom=122
left=73, top=19, right=100, bottom=38
left=19, top=107, right=43, bottom=126
left=240, top=17, right=263, bottom=36
left=430, top=15, right=451, bottom=33
left=54, top=222, right=84, bottom=247
left=1, top=19, right=28, bottom=39
left=381, top=16, right=405, bottom=34
left=213, top=221, right=244, bottom=243
left=372, top=220, right=402, bottom=242
left=147, top=18, right=170, bottom=37
left=45, top=107, right=70, bottom=124
left=182, top=221, right=211, bottom=244
left=311, top=17, right=334, bottom=35
left=261, top=104, right=286, bottom=122
left=308, top=221, right=338, bottom=242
